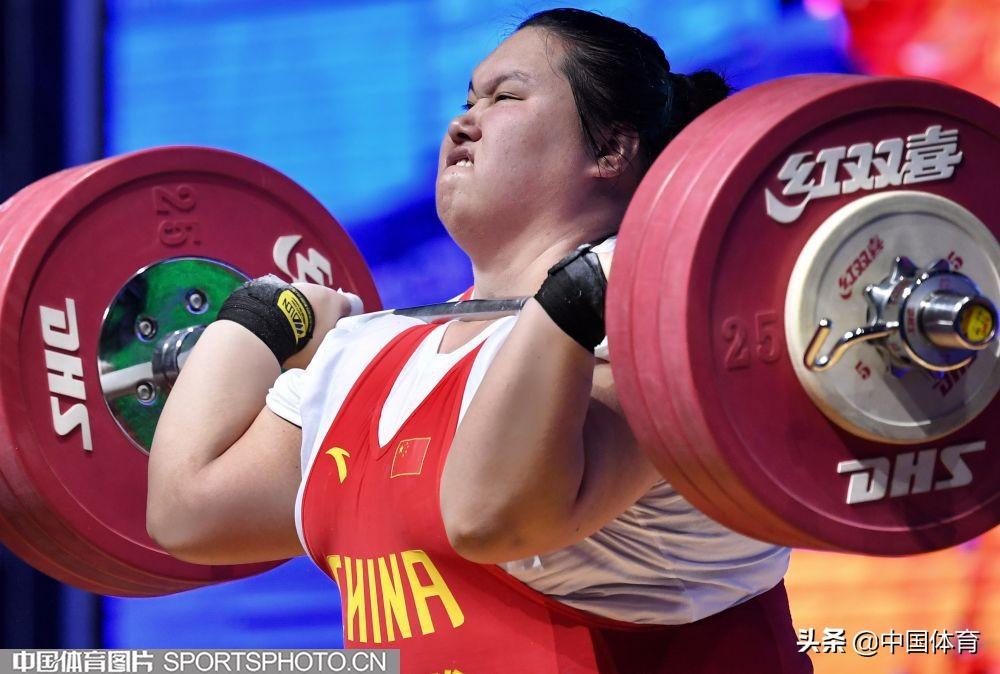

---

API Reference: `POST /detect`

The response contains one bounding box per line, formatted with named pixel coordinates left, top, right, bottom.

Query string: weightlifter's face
left=436, top=27, right=596, bottom=247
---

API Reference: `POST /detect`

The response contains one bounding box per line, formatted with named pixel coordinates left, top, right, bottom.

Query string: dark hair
left=516, top=8, right=731, bottom=175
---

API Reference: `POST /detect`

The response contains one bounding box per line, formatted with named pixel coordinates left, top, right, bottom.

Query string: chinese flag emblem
left=390, top=438, right=431, bottom=478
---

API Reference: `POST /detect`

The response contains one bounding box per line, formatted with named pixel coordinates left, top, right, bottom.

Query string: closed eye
left=460, top=94, right=517, bottom=111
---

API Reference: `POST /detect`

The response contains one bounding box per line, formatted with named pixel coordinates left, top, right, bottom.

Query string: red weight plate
left=636, top=77, right=864, bottom=548
left=610, top=81, right=816, bottom=547
left=612, top=76, right=1000, bottom=554
left=0, top=477, right=170, bottom=595
left=0, top=166, right=196, bottom=595
left=679, top=78, right=1000, bottom=554
left=0, top=167, right=84, bottom=247
left=0, top=146, right=381, bottom=595
left=635, top=77, right=868, bottom=550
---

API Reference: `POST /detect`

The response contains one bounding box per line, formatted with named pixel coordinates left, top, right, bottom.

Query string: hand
left=281, top=284, right=360, bottom=370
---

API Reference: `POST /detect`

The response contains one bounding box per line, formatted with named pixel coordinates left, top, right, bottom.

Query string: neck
left=466, top=220, right=616, bottom=300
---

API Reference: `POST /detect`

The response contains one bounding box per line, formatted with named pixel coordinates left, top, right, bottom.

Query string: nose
left=447, top=107, right=482, bottom=146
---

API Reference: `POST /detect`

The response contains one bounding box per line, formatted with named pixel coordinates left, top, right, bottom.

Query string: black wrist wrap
left=216, top=275, right=315, bottom=363
left=534, top=243, right=607, bottom=352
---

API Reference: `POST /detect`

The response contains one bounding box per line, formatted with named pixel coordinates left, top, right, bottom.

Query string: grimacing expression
left=435, top=28, right=596, bottom=237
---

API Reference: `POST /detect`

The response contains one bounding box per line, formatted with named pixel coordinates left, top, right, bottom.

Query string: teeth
left=455, top=158, right=473, bottom=167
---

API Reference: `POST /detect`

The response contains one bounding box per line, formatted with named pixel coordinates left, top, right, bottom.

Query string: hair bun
left=664, top=69, right=732, bottom=134
left=684, top=70, right=732, bottom=113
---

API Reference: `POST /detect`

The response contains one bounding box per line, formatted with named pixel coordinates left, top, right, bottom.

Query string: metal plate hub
left=98, top=257, right=248, bottom=454
left=786, top=191, right=1000, bottom=443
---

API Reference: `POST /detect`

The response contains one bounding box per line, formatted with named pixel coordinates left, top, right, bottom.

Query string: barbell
left=0, top=74, right=996, bottom=597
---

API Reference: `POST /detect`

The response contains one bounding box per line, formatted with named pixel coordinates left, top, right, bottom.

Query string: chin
left=439, top=211, right=473, bottom=246
left=436, top=184, right=473, bottom=230
left=436, top=185, right=514, bottom=249
left=437, top=208, right=488, bottom=256
left=435, top=189, right=456, bottom=229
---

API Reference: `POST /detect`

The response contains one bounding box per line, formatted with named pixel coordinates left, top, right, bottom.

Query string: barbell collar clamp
left=804, top=319, right=900, bottom=372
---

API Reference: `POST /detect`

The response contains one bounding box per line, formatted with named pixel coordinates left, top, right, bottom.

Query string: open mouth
left=446, top=147, right=475, bottom=168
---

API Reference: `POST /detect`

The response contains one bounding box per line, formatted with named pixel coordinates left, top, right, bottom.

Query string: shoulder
left=293, top=313, right=424, bottom=414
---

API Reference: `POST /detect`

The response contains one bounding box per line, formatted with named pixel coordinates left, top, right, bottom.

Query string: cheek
left=487, top=117, right=574, bottom=180
left=533, top=106, right=588, bottom=163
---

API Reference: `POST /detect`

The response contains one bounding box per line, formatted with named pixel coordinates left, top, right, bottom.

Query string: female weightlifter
left=148, top=8, right=813, bottom=673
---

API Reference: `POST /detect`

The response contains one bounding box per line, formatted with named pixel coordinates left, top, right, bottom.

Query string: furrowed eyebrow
left=467, top=70, right=533, bottom=96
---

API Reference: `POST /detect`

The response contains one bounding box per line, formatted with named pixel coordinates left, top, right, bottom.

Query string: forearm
left=442, top=299, right=595, bottom=544
left=150, top=322, right=280, bottom=482
left=148, top=283, right=349, bottom=514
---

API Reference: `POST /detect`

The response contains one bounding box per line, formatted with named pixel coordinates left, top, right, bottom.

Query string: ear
left=590, top=133, right=640, bottom=180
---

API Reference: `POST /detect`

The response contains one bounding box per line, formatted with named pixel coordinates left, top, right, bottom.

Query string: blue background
left=103, top=0, right=851, bottom=647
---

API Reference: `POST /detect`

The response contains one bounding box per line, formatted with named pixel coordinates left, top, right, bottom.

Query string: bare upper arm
left=454, top=362, right=660, bottom=562
left=578, top=363, right=663, bottom=510
left=559, top=362, right=660, bottom=543
left=571, top=254, right=657, bottom=531
left=148, top=406, right=305, bottom=565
